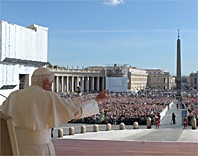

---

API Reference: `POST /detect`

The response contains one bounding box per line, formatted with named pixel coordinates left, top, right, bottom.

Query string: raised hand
left=95, top=90, right=109, bottom=103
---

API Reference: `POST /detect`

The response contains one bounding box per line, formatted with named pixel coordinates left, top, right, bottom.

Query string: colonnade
left=52, top=75, right=105, bottom=93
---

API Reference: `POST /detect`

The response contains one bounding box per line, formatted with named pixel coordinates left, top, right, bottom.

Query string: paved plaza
left=53, top=102, right=198, bottom=155
left=63, top=128, right=198, bottom=143
left=54, top=102, right=198, bottom=143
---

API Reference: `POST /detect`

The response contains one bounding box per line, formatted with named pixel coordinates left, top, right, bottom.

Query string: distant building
left=50, top=66, right=176, bottom=93
left=49, top=64, right=128, bottom=93
left=49, top=66, right=105, bottom=93
left=189, top=71, right=198, bottom=90
left=128, top=67, right=148, bottom=91
left=186, top=76, right=191, bottom=88
left=146, top=69, right=175, bottom=90
left=105, top=64, right=128, bottom=92
left=0, top=20, right=48, bottom=105
left=170, top=76, right=176, bottom=90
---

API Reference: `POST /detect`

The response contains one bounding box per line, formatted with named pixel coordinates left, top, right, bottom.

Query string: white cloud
left=104, top=0, right=124, bottom=6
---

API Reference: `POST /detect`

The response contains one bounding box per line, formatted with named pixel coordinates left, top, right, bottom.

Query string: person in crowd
left=172, top=113, right=176, bottom=124
left=157, top=112, right=161, bottom=120
left=2, top=67, right=109, bottom=156
left=183, top=116, right=188, bottom=129
left=155, top=115, right=160, bottom=129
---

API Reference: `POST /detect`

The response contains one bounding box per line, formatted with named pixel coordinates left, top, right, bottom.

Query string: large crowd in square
left=59, top=88, right=198, bottom=125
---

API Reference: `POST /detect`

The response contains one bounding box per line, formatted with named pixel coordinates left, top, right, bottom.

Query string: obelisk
left=176, top=29, right=182, bottom=102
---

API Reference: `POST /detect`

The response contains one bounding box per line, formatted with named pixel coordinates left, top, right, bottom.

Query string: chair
left=0, top=112, right=20, bottom=155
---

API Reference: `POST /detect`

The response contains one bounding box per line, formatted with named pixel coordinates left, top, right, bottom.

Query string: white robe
left=2, top=85, right=99, bottom=155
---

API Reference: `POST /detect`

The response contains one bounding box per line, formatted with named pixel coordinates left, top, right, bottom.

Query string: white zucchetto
left=31, top=67, right=54, bottom=86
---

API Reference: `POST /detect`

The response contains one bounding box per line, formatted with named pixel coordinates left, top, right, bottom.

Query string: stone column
left=97, top=77, right=100, bottom=92
left=106, top=123, right=112, bottom=131
left=133, top=122, right=139, bottom=129
left=56, top=76, right=59, bottom=92
left=93, top=124, right=99, bottom=132
left=86, top=77, right=89, bottom=92
left=91, top=77, right=94, bottom=91
left=58, top=128, right=63, bottom=137
left=61, top=76, right=64, bottom=92
left=192, top=117, right=197, bottom=130
left=77, top=76, right=80, bottom=87
left=66, top=76, right=69, bottom=92
left=52, top=81, right=54, bottom=92
left=119, top=123, right=125, bottom=130
left=69, top=127, right=75, bottom=135
left=81, top=76, right=84, bottom=92
left=102, top=77, right=105, bottom=91
left=74, top=77, right=77, bottom=91
left=71, top=76, right=74, bottom=92
left=81, top=125, right=86, bottom=133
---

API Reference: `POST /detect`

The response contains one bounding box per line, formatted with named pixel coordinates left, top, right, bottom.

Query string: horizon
left=1, top=0, right=198, bottom=76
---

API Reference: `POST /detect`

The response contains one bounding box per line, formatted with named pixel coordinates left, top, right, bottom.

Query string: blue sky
left=1, top=0, right=198, bottom=76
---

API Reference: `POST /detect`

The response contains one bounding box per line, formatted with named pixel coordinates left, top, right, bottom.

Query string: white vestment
left=2, top=85, right=99, bottom=155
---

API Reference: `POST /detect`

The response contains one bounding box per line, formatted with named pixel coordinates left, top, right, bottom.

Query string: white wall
left=0, top=20, right=48, bottom=62
left=0, top=64, right=36, bottom=105
left=0, top=20, right=48, bottom=105
left=106, top=77, right=128, bottom=92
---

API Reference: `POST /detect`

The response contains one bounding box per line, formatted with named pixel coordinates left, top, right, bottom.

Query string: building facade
left=146, top=69, right=175, bottom=90
left=49, top=64, right=129, bottom=93
left=49, top=66, right=105, bottom=93
left=128, top=67, right=148, bottom=90
left=0, top=20, right=48, bottom=105
left=50, top=66, right=177, bottom=93
left=189, top=71, right=198, bottom=90
left=105, top=64, right=128, bottom=92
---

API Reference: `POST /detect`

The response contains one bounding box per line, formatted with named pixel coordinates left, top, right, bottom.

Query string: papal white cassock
left=2, top=85, right=99, bottom=155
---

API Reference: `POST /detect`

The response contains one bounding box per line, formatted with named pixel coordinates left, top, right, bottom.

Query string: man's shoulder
left=9, top=89, right=21, bottom=96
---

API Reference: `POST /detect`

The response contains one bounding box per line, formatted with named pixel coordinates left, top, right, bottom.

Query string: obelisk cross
left=176, top=29, right=182, bottom=105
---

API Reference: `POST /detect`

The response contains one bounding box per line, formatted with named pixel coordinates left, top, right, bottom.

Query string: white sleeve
left=80, top=99, right=100, bottom=118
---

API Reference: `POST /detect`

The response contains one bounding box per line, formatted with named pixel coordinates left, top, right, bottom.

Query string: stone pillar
left=81, top=77, right=84, bottom=92
left=64, top=77, right=67, bottom=92
left=77, top=76, right=80, bottom=87
left=71, top=76, right=74, bottom=92
left=69, top=127, right=75, bottom=135
left=81, top=125, right=86, bottom=133
left=66, top=76, right=69, bottom=92
left=91, top=77, right=94, bottom=92
left=58, top=128, right=63, bottom=137
left=52, top=81, right=54, bottom=92
left=97, top=77, right=100, bottom=92
left=56, top=76, right=59, bottom=92
left=102, top=77, right=105, bottom=91
left=74, top=77, right=77, bottom=91
left=87, top=77, right=89, bottom=92
left=119, top=122, right=125, bottom=130
left=147, top=117, right=152, bottom=129
left=61, top=76, right=64, bottom=92
left=93, top=124, right=99, bottom=132
left=192, top=117, right=197, bottom=130
left=133, top=122, right=139, bottom=129
left=106, top=123, right=112, bottom=131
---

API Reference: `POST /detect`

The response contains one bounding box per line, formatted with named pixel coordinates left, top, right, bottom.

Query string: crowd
left=59, top=90, right=173, bottom=125
left=58, top=89, right=198, bottom=125
left=182, top=96, right=198, bottom=125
